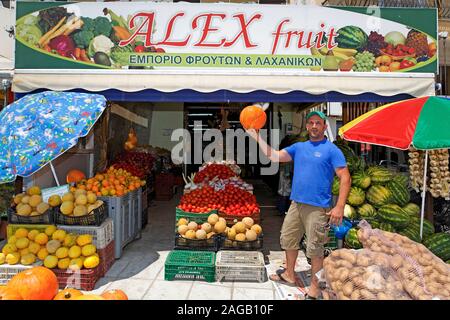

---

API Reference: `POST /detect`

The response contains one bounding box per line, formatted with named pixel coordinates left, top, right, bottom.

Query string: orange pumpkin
left=73, top=294, right=105, bottom=300
left=101, top=289, right=128, bottom=300
left=239, top=105, right=267, bottom=130
left=7, top=266, right=59, bottom=300
left=66, top=169, right=86, bottom=184
left=53, top=288, right=83, bottom=300
left=0, top=286, right=23, bottom=300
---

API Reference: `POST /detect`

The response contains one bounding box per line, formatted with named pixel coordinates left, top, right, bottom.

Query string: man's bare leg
left=283, top=249, right=299, bottom=283
left=308, top=256, right=324, bottom=298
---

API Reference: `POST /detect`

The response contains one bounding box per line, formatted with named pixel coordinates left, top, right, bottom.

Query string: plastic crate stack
left=99, top=188, right=142, bottom=259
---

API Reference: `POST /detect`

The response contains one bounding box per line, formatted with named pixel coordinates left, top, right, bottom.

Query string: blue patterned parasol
left=0, top=91, right=107, bottom=185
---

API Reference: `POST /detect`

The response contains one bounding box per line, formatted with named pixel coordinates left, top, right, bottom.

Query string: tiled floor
left=89, top=180, right=307, bottom=300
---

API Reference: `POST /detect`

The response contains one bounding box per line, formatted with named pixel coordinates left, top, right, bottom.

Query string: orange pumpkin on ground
left=7, top=266, right=58, bottom=300
left=53, top=288, right=83, bottom=300
left=0, top=286, right=23, bottom=300
left=101, top=289, right=128, bottom=300
left=239, top=105, right=267, bottom=130
left=66, top=169, right=86, bottom=184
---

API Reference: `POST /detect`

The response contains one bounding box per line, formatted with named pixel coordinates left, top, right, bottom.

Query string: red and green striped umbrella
left=338, top=96, right=450, bottom=150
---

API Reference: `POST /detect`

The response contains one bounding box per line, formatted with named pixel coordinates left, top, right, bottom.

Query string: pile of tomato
left=178, top=185, right=259, bottom=216
left=193, top=164, right=237, bottom=183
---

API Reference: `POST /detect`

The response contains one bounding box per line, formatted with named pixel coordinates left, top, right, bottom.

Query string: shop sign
left=15, top=2, right=437, bottom=73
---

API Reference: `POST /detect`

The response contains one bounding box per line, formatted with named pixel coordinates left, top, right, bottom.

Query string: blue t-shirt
left=283, top=139, right=347, bottom=208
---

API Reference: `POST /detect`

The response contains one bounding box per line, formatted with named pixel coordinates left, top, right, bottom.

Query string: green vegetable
left=93, top=16, right=112, bottom=37
left=16, top=23, right=43, bottom=46
left=110, top=45, right=134, bottom=67
left=81, top=17, right=95, bottom=33
left=22, top=15, right=40, bottom=26
left=73, top=30, right=95, bottom=49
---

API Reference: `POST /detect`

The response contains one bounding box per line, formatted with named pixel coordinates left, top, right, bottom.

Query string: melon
left=46, top=240, right=61, bottom=254
left=178, top=225, right=189, bottom=235
left=234, top=222, right=247, bottom=233
left=60, top=201, right=74, bottom=215
left=235, top=233, right=246, bottom=241
left=201, top=223, right=212, bottom=233
left=36, top=202, right=49, bottom=214
left=242, top=217, right=254, bottom=228
left=184, top=230, right=196, bottom=239
left=27, top=186, right=41, bottom=196
left=20, top=253, right=36, bottom=265
left=29, top=195, right=43, bottom=207
left=251, top=224, right=263, bottom=235
left=213, top=221, right=227, bottom=234
left=62, top=192, right=75, bottom=202
left=16, top=204, right=32, bottom=216
left=207, top=214, right=219, bottom=226
left=245, top=230, right=258, bottom=241
left=73, top=205, right=88, bottom=217
left=187, top=221, right=198, bottom=231
left=48, top=195, right=62, bottom=207
left=227, top=227, right=236, bottom=240
left=177, top=218, right=189, bottom=226
left=75, top=195, right=88, bottom=206
left=196, top=229, right=207, bottom=240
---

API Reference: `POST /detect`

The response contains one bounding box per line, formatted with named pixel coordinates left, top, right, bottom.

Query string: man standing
left=247, top=111, right=351, bottom=299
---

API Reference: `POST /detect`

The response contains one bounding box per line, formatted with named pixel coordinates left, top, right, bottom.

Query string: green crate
left=175, top=208, right=218, bottom=224
left=325, top=228, right=338, bottom=249
left=164, top=250, right=216, bottom=282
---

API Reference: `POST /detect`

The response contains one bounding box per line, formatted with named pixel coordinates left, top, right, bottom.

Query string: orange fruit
left=101, top=188, right=109, bottom=196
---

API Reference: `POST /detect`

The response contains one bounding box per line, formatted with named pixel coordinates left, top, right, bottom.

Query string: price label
left=41, top=184, right=70, bottom=203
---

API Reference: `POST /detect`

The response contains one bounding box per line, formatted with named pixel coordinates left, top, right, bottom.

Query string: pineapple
left=405, top=29, right=429, bottom=57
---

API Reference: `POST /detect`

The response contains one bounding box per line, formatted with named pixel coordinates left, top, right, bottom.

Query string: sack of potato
left=323, top=248, right=411, bottom=300
left=356, top=221, right=450, bottom=300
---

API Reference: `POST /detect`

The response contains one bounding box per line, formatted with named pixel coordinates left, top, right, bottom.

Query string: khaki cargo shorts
left=280, top=201, right=330, bottom=258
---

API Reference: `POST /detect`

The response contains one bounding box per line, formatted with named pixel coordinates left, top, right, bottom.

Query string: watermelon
left=366, top=185, right=392, bottom=207
left=407, top=216, right=435, bottom=237
left=402, top=203, right=421, bottom=217
left=347, top=186, right=365, bottom=206
left=387, top=180, right=410, bottom=207
left=377, top=204, right=411, bottom=229
left=336, top=26, right=368, bottom=50
left=367, top=166, right=393, bottom=185
left=352, top=172, right=371, bottom=189
left=399, top=225, right=421, bottom=243
left=345, top=228, right=362, bottom=249
left=393, top=174, right=409, bottom=189
left=446, top=260, right=450, bottom=264
left=379, top=222, right=396, bottom=233
left=332, top=176, right=340, bottom=195
left=347, top=156, right=365, bottom=174
left=370, top=220, right=380, bottom=229
left=357, top=203, right=377, bottom=220
left=423, top=233, right=450, bottom=261
left=344, top=204, right=357, bottom=219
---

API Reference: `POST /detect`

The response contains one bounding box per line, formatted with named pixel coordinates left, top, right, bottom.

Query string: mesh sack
left=357, top=220, right=450, bottom=300
left=323, top=248, right=411, bottom=300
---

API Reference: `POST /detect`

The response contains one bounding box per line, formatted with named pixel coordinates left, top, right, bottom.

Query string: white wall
left=273, top=103, right=295, bottom=138
left=0, top=2, right=14, bottom=66
left=149, top=103, right=184, bottom=150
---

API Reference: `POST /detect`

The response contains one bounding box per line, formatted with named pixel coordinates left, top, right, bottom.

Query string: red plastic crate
left=52, top=265, right=102, bottom=291
left=98, top=240, right=115, bottom=277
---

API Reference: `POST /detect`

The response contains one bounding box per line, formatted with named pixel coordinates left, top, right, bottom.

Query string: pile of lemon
left=0, top=226, right=100, bottom=271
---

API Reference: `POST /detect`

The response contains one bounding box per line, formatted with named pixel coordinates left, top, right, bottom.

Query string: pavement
left=88, top=180, right=311, bottom=300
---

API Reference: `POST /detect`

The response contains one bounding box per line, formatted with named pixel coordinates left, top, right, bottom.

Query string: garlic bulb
left=427, top=149, right=450, bottom=199
left=409, top=146, right=425, bottom=192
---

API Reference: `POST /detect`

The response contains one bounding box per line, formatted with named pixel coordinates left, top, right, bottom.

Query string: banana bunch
left=310, top=46, right=357, bottom=62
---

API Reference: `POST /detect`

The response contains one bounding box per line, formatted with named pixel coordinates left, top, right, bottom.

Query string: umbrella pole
left=419, top=150, right=429, bottom=240
left=49, top=161, right=60, bottom=187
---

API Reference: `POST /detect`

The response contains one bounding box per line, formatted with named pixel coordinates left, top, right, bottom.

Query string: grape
left=362, top=31, right=387, bottom=56
left=353, top=51, right=376, bottom=72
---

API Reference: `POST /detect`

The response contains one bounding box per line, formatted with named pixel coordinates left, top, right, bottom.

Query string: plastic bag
left=357, top=220, right=450, bottom=300
left=322, top=248, right=411, bottom=300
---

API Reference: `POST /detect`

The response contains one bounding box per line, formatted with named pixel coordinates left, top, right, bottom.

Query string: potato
left=337, top=292, right=350, bottom=300
left=377, top=292, right=391, bottom=300
left=435, top=262, right=450, bottom=275
left=394, top=281, right=404, bottom=292
left=342, top=281, right=353, bottom=296
left=360, top=289, right=376, bottom=300
left=374, top=255, right=390, bottom=268
left=351, top=276, right=363, bottom=288
left=390, top=254, right=404, bottom=269
left=356, top=255, right=371, bottom=267
left=337, top=260, right=354, bottom=269
left=340, top=251, right=356, bottom=265
left=423, top=265, right=434, bottom=276
left=339, top=268, right=350, bottom=282
left=350, top=290, right=361, bottom=300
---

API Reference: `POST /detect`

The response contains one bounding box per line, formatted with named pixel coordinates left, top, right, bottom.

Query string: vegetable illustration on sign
left=14, top=3, right=437, bottom=72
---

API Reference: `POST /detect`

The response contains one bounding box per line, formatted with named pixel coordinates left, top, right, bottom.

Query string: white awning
left=13, top=70, right=436, bottom=97
left=0, top=56, right=13, bottom=78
